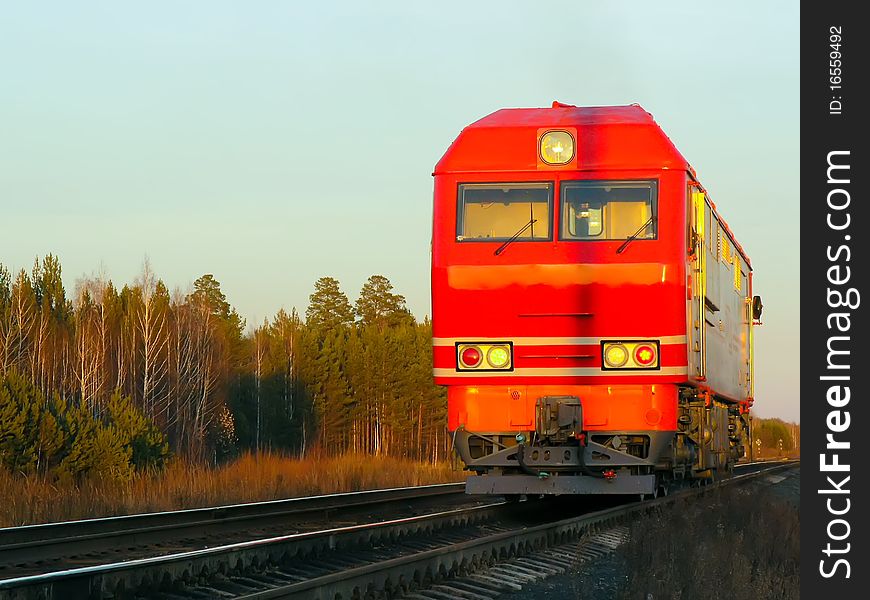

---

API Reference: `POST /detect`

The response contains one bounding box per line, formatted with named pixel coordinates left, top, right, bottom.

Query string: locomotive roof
left=469, top=103, right=667, bottom=129
left=434, top=102, right=751, bottom=268
left=434, top=103, right=689, bottom=175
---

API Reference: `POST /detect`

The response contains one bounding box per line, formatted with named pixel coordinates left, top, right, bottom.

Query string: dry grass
left=0, top=452, right=465, bottom=527
left=616, top=484, right=799, bottom=599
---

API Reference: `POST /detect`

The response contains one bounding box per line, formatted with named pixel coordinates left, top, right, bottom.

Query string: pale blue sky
left=1, top=2, right=799, bottom=421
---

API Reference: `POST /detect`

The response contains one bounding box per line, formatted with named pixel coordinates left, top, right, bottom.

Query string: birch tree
left=9, top=270, right=37, bottom=377
left=0, top=266, right=12, bottom=375
left=73, top=286, right=101, bottom=412
left=135, top=260, right=171, bottom=424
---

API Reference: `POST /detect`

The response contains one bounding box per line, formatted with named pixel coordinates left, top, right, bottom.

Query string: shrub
left=55, top=402, right=133, bottom=482
left=105, top=392, right=171, bottom=470
left=0, top=370, right=169, bottom=482
left=0, top=370, right=65, bottom=473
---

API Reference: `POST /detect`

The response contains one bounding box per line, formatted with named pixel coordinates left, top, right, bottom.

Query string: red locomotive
left=431, top=103, right=762, bottom=496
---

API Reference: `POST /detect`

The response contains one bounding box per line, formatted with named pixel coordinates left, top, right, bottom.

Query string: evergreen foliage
left=355, top=275, right=414, bottom=329
left=305, top=277, right=355, bottom=332
left=56, top=401, right=133, bottom=482
left=106, top=391, right=172, bottom=469
left=0, top=370, right=169, bottom=481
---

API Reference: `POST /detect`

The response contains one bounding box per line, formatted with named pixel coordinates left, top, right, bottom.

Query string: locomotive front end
left=431, top=104, right=750, bottom=496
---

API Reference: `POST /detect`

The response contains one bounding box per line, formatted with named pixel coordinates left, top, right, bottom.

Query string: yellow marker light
left=487, top=345, right=511, bottom=369
left=539, top=130, right=575, bottom=165
left=603, top=343, right=629, bottom=368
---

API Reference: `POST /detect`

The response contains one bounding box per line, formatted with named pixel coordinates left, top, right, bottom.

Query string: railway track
left=0, top=460, right=797, bottom=600
left=0, top=483, right=477, bottom=579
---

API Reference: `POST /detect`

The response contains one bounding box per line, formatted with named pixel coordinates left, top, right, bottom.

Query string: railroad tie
left=185, top=585, right=236, bottom=598
left=411, top=589, right=470, bottom=600
left=436, top=579, right=502, bottom=599
left=491, top=562, right=544, bottom=580
left=466, top=573, right=525, bottom=591
left=537, top=551, right=579, bottom=568
left=486, top=566, right=538, bottom=584
left=430, top=582, right=497, bottom=600
left=512, top=556, right=564, bottom=575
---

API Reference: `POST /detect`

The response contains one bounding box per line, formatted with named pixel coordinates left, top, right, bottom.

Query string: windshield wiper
left=494, top=219, right=537, bottom=256
left=616, top=216, right=655, bottom=254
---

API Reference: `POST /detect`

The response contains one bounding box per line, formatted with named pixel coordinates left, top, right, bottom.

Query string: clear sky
left=1, top=2, right=799, bottom=422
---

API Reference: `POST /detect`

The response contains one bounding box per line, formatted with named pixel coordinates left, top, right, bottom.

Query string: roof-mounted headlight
left=539, top=130, right=575, bottom=165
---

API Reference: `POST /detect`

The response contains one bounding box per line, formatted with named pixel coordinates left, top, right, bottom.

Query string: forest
left=0, top=255, right=447, bottom=481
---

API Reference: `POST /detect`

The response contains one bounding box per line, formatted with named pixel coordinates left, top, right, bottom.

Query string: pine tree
left=31, top=255, right=74, bottom=395
left=306, top=277, right=354, bottom=332
left=355, top=275, right=413, bottom=329
left=189, top=274, right=245, bottom=338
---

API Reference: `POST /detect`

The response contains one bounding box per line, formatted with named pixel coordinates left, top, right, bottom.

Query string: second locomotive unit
left=431, top=103, right=762, bottom=496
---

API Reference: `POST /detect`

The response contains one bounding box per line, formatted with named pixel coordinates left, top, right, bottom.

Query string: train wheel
left=648, top=480, right=659, bottom=500
left=503, top=494, right=523, bottom=503
left=642, top=474, right=667, bottom=501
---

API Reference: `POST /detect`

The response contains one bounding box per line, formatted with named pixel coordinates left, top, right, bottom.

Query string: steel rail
left=0, top=482, right=465, bottom=567
left=0, top=500, right=508, bottom=599
left=0, top=460, right=796, bottom=600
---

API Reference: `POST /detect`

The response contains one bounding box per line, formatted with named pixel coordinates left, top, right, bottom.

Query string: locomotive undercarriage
left=454, top=389, right=749, bottom=496
left=670, top=387, right=748, bottom=480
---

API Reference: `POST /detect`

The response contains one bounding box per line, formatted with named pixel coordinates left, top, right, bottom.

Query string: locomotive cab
left=432, top=103, right=756, bottom=496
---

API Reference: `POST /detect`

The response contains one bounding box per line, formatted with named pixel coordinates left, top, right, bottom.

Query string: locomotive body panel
left=695, top=200, right=753, bottom=401
left=447, top=383, right=678, bottom=433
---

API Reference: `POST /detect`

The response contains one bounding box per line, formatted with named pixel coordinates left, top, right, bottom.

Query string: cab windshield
left=560, top=180, right=657, bottom=240
left=457, top=182, right=552, bottom=241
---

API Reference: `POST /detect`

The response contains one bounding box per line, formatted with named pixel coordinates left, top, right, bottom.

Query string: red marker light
left=634, top=344, right=657, bottom=367
left=460, top=346, right=482, bottom=368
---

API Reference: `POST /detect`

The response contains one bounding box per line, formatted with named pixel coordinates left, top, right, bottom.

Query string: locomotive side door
left=689, top=188, right=706, bottom=379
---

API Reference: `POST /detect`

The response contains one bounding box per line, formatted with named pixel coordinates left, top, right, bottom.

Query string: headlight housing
left=539, top=130, right=575, bottom=165
left=603, top=343, right=629, bottom=368
left=459, top=345, right=483, bottom=368
left=456, top=342, right=513, bottom=371
left=601, top=340, right=660, bottom=370
left=540, top=129, right=574, bottom=165
left=486, top=346, right=511, bottom=368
